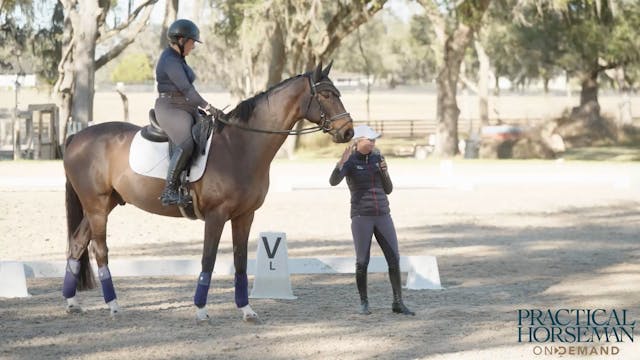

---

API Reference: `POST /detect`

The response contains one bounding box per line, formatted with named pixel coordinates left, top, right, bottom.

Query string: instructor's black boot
left=389, top=264, right=415, bottom=316
left=160, top=147, right=192, bottom=206
left=356, top=263, right=371, bottom=315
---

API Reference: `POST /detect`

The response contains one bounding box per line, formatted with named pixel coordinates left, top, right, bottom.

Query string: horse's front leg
left=194, top=210, right=226, bottom=323
left=232, top=211, right=259, bottom=323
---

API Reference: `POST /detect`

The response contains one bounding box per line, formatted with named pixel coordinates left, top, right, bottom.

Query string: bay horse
left=62, top=62, right=354, bottom=323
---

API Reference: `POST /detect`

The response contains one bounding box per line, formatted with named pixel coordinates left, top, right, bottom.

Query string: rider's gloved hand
left=203, top=103, right=224, bottom=119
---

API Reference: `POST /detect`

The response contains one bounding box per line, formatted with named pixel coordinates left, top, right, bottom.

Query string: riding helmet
left=167, top=19, right=201, bottom=43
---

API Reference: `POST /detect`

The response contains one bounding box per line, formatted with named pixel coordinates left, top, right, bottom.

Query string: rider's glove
left=203, top=103, right=224, bottom=119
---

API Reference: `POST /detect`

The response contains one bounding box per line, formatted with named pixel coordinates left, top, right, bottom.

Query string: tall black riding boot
left=389, top=264, right=415, bottom=315
left=160, top=147, right=192, bottom=206
left=356, top=263, right=371, bottom=315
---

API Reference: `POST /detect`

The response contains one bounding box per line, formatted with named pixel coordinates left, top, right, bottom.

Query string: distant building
left=0, top=74, right=37, bottom=89
left=333, top=72, right=373, bottom=88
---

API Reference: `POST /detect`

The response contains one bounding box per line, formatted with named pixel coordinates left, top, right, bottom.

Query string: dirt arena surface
left=1, top=159, right=639, bottom=359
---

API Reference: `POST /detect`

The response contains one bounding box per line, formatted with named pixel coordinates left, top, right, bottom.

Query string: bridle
left=214, top=74, right=352, bottom=136
left=305, top=75, right=352, bottom=136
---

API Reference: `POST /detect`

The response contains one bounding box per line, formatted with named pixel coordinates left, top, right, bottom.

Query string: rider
left=154, top=19, right=222, bottom=206
left=329, top=125, right=415, bottom=316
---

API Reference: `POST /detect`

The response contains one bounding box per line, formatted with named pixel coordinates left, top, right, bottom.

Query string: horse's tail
left=64, top=134, right=96, bottom=290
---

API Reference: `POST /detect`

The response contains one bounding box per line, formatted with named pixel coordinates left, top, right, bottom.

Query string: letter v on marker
left=262, top=236, right=281, bottom=259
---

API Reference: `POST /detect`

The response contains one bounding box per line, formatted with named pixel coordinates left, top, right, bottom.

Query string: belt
left=158, top=92, right=184, bottom=98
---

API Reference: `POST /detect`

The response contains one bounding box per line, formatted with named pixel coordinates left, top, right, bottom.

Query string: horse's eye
left=320, top=91, right=331, bottom=99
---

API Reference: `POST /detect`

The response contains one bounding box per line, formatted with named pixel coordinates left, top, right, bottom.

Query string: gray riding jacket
left=329, top=151, right=393, bottom=218
left=155, top=47, right=207, bottom=108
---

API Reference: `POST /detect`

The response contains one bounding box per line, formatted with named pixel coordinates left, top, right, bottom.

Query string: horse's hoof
left=239, top=304, right=260, bottom=324
left=195, top=315, right=211, bottom=325
left=65, top=296, right=83, bottom=314
left=359, top=301, right=371, bottom=315
left=108, top=300, right=120, bottom=318
left=195, top=307, right=211, bottom=324
left=66, top=305, right=83, bottom=314
left=243, top=313, right=262, bottom=324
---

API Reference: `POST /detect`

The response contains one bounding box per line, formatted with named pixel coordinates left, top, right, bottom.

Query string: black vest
left=343, top=152, right=390, bottom=218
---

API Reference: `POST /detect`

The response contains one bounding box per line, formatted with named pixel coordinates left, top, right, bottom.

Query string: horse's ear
left=322, top=60, right=333, bottom=78
left=313, top=61, right=323, bottom=82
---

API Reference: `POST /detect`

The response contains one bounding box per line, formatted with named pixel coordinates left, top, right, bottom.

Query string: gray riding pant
left=351, top=214, right=400, bottom=268
left=154, top=97, right=196, bottom=154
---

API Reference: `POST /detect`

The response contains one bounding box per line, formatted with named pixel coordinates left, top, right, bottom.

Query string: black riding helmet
left=167, top=19, right=201, bottom=44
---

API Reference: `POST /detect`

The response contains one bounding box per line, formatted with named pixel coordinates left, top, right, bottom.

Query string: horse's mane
left=227, top=72, right=310, bottom=123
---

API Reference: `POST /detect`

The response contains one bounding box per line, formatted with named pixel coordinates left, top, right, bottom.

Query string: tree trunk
left=70, top=1, right=100, bottom=128
left=160, top=0, right=178, bottom=50
left=54, top=0, right=156, bottom=137
left=435, top=26, right=473, bottom=157
left=474, top=39, right=489, bottom=128
left=266, top=21, right=285, bottom=88
left=60, top=92, right=72, bottom=142
left=556, top=67, right=616, bottom=146
left=420, top=0, right=491, bottom=157
left=192, top=0, right=203, bottom=23
left=357, top=28, right=371, bottom=123
left=55, top=0, right=75, bottom=139
left=573, top=69, right=601, bottom=125
left=543, top=77, right=549, bottom=94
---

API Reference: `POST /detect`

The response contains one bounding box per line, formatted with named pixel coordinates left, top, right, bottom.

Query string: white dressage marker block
left=250, top=232, right=297, bottom=299
left=403, top=256, right=442, bottom=290
left=0, top=261, right=30, bottom=298
left=17, top=255, right=441, bottom=291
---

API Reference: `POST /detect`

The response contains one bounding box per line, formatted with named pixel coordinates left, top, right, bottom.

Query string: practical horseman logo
left=518, top=309, right=636, bottom=356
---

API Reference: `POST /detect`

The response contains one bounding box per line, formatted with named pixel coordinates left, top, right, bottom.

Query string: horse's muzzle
left=342, top=128, right=354, bottom=142
left=333, top=127, right=354, bottom=143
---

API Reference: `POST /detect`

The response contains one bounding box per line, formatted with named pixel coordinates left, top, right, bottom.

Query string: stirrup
left=161, top=194, right=192, bottom=206
left=160, top=187, right=184, bottom=206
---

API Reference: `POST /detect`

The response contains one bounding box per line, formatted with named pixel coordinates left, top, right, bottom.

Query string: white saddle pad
left=129, top=130, right=213, bottom=181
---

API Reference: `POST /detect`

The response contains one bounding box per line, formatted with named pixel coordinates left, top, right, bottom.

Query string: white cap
left=353, top=125, right=381, bottom=140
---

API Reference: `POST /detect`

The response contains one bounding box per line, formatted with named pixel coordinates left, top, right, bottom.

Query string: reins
left=213, top=116, right=329, bottom=135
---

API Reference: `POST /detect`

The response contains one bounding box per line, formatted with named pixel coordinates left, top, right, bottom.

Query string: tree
left=110, top=52, right=154, bottom=83
left=417, top=0, right=492, bottom=157
left=333, top=10, right=438, bottom=87
left=53, top=0, right=158, bottom=132
left=508, top=0, right=640, bottom=145
left=1, top=1, right=64, bottom=84
left=159, top=0, right=178, bottom=50
left=206, top=0, right=388, bottom=99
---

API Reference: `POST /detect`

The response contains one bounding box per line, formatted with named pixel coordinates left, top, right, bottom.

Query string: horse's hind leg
left=64, top=217, right=92, bottom=313
left=232, top=212, right=259, bottom=323
left=86, top=197, right=119, bottom=317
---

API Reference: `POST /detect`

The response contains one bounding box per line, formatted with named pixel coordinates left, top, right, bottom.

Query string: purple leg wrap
left=194, top=272, right=212, bottom=308
left=62, top=259, right=80, bottom=299
left=98, top=266, right=117, bottom=303
left=234, top=272, right=249, bottom=308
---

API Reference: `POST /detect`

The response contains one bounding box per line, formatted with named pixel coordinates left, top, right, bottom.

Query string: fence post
left=33, top=110, right=42, bottom=160
left=12, top=112, right=20, bottom=160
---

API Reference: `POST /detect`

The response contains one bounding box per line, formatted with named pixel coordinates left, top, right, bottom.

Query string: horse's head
left=303, top=61, right=354, bottom=143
